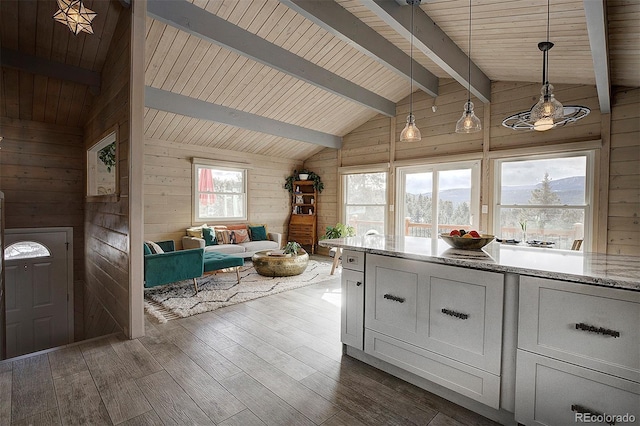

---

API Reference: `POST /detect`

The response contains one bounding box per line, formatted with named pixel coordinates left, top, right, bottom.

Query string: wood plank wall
left=144, top=139, right=300, bottom=246
left=0, top=117, right=86, bottom=341
left=303, top=79, right=639, bottom=255
left=83, top=9, right=131, bottom=339
left=608, top=87, right=640, bottom=255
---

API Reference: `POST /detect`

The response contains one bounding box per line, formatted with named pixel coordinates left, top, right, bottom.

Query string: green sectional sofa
left=144, top=240, right=204, bottom=292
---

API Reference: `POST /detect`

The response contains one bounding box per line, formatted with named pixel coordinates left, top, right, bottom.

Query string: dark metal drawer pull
left=441, top=308, right=469, bottom=320
left=356, top=281, right=362, bottom=287
left=571, top=404, right=616, bottom=425
left=383, top=294, right=405, bottom=303
left=575, top=322, right=620, bottom=338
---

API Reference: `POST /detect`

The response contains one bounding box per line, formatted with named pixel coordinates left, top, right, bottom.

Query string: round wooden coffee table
left=252, top=250, right=309, bottom=277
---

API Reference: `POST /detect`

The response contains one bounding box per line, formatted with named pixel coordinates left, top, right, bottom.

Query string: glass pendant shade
left=530, top=83, right=564, bottom=131
left=400, top=113, right=421, bottom=142
left=53, top=0, right=96, bottom=35
left=455, top=101, right=482, bottom=133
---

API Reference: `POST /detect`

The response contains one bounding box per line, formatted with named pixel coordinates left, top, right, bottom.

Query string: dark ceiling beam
left=147, top=0, right=396, bottom=117
left=279, top=0, right=439, bottom=97
left=0, top=48, right=100, bottom=93
left=361, top=0, right=491, bottom=103
left=583, top=0, right=610, bottom=113
left=145, top=87, right=343, bottom=149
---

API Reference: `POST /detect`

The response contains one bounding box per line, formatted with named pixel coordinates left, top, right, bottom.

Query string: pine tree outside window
left=494, top=152, right=594, bottom=250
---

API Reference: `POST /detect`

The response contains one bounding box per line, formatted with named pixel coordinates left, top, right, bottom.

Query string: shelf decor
left=284, top=169, right=324, bottom=194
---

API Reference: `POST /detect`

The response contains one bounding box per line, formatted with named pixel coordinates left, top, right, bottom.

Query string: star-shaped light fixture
left=53, top=0, right=96, bottom=35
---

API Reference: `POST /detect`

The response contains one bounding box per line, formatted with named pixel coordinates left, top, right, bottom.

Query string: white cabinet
left=363, top=254, right=504, bottom=407
left=516, top=276, right=640, bottom=425
left=341, top=250, right=364, bottom=350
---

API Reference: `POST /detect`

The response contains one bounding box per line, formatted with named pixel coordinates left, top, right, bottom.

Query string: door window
left=4, top=241, right=51, bottom=260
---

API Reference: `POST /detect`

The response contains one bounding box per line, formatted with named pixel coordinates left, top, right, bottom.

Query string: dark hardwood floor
left=0, top=260, right=499, bottom=425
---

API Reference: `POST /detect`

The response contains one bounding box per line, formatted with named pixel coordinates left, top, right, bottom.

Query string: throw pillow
left=186, top=223, right=207, bottom=238
left=248, top=225, right=268, bottom=241
left=143, top=243, right=152, bottom=255
left=215, top=229, right=231, bottom=245
left=145, top=240, right=164, bottom=254
left=233, top=228, right=250, bottom=243
left=228, top=230, right=238, bottom=244
left=202, top=227, right=217, bottom=246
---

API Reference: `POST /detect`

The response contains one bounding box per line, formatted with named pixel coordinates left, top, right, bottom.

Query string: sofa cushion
left=202, top=227, right=217, bottom=246
left=241, top=240, right=279, bottom=252
left=203, top=244, right=245, bottom=255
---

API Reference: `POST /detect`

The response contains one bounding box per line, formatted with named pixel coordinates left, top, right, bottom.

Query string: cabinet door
left=365, top=255, right=429, bottom=343
left=341, top=269, right=364, bottom=349
left=515, top=350, right=640, bottom=426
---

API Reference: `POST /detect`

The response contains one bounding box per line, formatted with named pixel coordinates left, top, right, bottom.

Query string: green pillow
left=202, top=227, right=217, bottom=246
left=143, top=243, right=152, bottom=255
left=249, top=225, right=268, bottom=241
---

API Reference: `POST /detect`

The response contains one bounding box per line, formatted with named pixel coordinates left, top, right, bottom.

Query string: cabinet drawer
left=519, top=276, right=640, bottom=382
left=342, top=250, right=364, bottom=272
left=515, top=350, right=640, bottom=426
left=365, top=330, right=500, bottom=409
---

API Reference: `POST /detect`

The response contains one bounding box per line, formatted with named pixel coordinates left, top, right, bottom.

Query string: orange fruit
left=462, top=234, right=473, bottom=238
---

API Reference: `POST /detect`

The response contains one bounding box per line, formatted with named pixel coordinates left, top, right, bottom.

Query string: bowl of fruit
left=440, top=230, right=495, bottom=250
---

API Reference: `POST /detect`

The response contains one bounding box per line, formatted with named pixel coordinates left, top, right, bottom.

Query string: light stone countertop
left=318, top=235, right=640, bottom=291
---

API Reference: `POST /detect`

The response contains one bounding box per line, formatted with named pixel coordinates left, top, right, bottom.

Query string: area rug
left=144, top=260, right=337, bottom=323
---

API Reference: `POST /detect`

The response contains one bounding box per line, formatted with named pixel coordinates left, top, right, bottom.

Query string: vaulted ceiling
left=1, top=0, right=638, bottom=160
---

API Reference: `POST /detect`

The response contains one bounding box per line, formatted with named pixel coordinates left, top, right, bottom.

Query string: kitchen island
left=319, top=235, right=640, bottom=426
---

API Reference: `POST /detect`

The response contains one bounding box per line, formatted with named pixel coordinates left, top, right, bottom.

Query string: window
left=5, top=241, right=51, bottom=260
left=397, top=161, right=480, bottom=237
left=343, top=172, right=387, bottom=235
left=193, top=163, right=247, bottom=222
left=494, top=152, right=593, bottom=250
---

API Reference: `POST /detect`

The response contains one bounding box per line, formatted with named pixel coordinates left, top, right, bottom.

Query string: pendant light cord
left=409, top=1, right=414, bottom=115
left=467, top=0, right=472, bottom=104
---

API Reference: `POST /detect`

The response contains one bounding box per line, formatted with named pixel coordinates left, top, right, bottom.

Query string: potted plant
left=321, top=223, right=356, bottom=240
left=283, top=241, right=302, bottom=256
left=284, top=169, right=324, bottom=194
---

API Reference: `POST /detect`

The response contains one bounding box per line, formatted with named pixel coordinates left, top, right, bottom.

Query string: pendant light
left=400, top=0, right=421, bottom=142
left=455, top=0, right=481, bottom=134
left=53, top=0, right=96, bottom=35
left=502, top=0, right=589, bottom=131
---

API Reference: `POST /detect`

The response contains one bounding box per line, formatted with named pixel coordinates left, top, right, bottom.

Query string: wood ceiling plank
left=148, top=0, right=396, bottom=116
left=31, top=75, right=48, bottom=122
left=281, top=0, right=438, bottom=96
left=145, top=23, right=180, bottom=85
left=44, top=78, right=62, bottom=124
left=18, top=0, right=37, bottom=55
left=1, top=1, right=19, bottom=50
left=67, top=84, right=88, bottom=127
left=161, top=35, right=201, bottom=92
left=18, top=72, right=34, bottom=121
left=55, top=81, right=75, bottom=125
left=151, top=29, right=191, bottom=89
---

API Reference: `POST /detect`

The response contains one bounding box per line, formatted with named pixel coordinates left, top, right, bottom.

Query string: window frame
left=341, top=170, right=389, bottom=235
left=192, top=160, right=248, bottom=224
left=395, top=159, right=481, bottom=237
left=492, top=149, right=595, bottom=250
